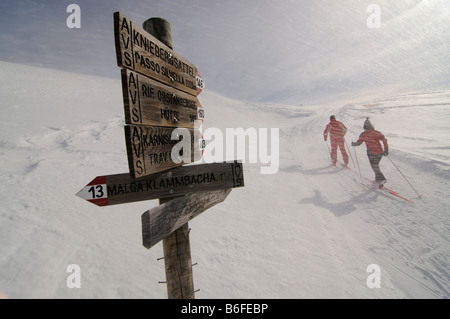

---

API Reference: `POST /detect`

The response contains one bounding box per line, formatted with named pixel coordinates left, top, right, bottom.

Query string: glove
left=324, top=137, right=327, bottom=142
left=383, top=149, right=389, bottom=156
left=351, top=141, right=358, bottom=146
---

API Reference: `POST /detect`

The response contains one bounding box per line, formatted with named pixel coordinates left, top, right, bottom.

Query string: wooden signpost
left=77, top=12, right=244, bottom=299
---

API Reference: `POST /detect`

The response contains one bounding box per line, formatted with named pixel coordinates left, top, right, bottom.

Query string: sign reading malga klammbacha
left=114, top=12, right=198, bottom=97
left=76, top=161, right=244, bottom=207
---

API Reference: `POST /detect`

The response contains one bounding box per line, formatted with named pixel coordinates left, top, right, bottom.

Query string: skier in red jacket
left=352, top=118, right=389, bottom=185
left=323, top=115, right=349, bottom=166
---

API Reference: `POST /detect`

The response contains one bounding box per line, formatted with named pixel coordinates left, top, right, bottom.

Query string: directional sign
left=124, top=125, right=202, bottom=178
left=121, top=69, right=204, bottom=128
left=141, top=189, right=231, bottom=249
left=76, top=161, right=244, bottom=207
left=114, top=12, right=200, bottom=97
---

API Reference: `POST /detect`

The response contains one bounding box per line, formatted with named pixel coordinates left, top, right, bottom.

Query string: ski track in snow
left=0, top=62, right=449, bottom=298
left=258, top=90, right=450, bottom=298
left=319, top=92, right=450, bottom=298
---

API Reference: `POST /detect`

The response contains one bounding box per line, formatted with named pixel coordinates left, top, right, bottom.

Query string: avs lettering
left=114, top=12, right=197, bottom=96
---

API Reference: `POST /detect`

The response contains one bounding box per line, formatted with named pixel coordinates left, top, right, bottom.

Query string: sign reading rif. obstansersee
left=114, top=12, right=198, bottom=97
left=121, top=69, right=204, bottom=128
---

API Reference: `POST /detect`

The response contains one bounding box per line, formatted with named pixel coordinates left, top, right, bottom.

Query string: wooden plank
left=124, top=125, right=201, bottom=178
left=142, top=189, right=232, bottom=249
left=114, top=12, right=198, bottom=96
left=121, top=69, right=204, bottom=128
left=76, top=161, right=244, bottom=207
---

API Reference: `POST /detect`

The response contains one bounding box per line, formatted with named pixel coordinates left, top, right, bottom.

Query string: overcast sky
left=0, top=0, right=449, bottom=104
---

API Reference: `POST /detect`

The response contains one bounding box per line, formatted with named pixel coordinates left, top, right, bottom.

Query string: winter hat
left=363, top=118, right=374, bottom=130
left=330, top=115, right=336, bottom=121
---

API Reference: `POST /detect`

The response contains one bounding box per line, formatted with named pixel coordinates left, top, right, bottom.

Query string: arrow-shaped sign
left=124, top=125, right=202, bottom=178
left=141, top=189, right=231, bottom=249
left=121, top=69, right=204, bottom=128
left=114, top=12, right=203, bottom=97
left=76, top=161, right=244, bottom=207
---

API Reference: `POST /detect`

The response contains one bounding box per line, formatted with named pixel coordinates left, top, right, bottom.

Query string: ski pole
left=325, top=140, right=332, bottom=162
left=345, top=138, right=356, bottom=169
left=387, top=155, right=422, bottom=198
left=353, top=146, right=363, bottom=185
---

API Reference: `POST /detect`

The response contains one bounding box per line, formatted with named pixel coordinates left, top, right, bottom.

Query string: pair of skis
left=377, top=184, right=414, bottom=203
left=366, top=177, right=414, bottom=204
left=333, top=161, right=414, bottom=203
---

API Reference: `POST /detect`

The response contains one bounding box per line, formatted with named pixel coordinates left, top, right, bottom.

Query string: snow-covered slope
left=0, top=61, right=449, bottom=298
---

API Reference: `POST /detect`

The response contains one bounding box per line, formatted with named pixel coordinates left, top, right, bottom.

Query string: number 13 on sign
left=88, top=185, right=105, bottom=199
left=76, top=176, right=108, bottom=206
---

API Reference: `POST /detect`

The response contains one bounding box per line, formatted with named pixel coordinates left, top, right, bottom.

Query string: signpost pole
left=143, top=17, right=195, bottom=299
left=161, top=197, right=195, bottom=299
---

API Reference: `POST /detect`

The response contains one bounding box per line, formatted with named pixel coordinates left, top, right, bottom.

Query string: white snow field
left=0, top=61, right=449, bottom=299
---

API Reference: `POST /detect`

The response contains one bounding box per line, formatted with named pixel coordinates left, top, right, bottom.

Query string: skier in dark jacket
left=324, top=115, right=349, bottom=166
left=352, top=118, right=389, bottom=185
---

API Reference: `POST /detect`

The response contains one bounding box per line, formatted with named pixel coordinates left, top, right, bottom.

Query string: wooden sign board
left=114, top=12, right=198, bottom=96
left=76, top=161, right=244, bottom=207
left=124, top=125, right=202, bottom=178
left=121, top=69, right=204, bottom=128
left=142, top=189, right=232, bottom=249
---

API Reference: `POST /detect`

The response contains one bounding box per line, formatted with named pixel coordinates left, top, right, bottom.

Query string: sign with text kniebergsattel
left=121, top=69, right=204, bottom=128
left=76, top=161, right=244, bottom=207
left=114, top=12, right=199, bottom=97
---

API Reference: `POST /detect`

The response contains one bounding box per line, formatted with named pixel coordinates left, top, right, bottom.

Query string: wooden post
left=143, top=17, right=172, bottom=49
left=143, top=18, right=195, bottom=300
left=159, top=197, right=195, bottom=299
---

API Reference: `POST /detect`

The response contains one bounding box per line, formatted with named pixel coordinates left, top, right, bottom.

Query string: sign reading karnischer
left=124, top=125, right=201, bottom=177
